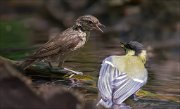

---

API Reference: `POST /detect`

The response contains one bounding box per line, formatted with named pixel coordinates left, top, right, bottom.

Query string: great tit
left=97, top=41, right=148, bottom=108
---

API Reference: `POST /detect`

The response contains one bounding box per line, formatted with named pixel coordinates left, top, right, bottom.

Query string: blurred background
left=0, top=0, right=180, bottom=107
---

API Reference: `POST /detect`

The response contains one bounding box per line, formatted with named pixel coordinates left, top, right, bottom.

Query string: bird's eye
left=88, top=20, right=93, bottom=24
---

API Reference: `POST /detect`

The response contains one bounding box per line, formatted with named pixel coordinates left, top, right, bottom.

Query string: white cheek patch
left=141, top=50, right=147, bottom=56
left=127, top=50, right=135, bottom=56
left=139, top=50, right=147, bottom=63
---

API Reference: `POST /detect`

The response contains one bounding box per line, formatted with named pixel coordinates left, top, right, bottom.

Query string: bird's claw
left=133, top=94, right=139, bottom=101
left=112, top=103, right=131, bottom=109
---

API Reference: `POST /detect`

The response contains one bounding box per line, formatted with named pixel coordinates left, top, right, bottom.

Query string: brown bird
left=21, top=15, right=104, bottom=74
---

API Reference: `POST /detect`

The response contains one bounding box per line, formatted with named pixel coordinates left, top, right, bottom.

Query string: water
left=63, top=37, right=180, bottom=107
left=1, top=35, right=179, bottom=108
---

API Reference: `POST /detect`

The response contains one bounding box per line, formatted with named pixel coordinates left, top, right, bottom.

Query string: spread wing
left=97, top=57, right=147, bottom=107
left=111, top=73, right=145, bottom=104
left=31, top=29, right=81, bottom=58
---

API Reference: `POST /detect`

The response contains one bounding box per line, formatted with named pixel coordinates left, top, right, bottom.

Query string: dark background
left=0, top=0, right=179, bottom=108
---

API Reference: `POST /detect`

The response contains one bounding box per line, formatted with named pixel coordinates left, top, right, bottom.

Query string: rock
left=0, top=60, right=45, bottom=109
left=0, top=58, right=86, bottom=109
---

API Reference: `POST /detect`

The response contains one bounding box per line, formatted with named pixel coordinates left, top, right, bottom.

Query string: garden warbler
left=21, top=15, right=104, bottom=74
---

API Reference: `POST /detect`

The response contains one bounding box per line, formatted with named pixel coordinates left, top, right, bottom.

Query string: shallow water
left=1, top=35, right=179, bottom=108
left=64, top=39, right=180, bottom=100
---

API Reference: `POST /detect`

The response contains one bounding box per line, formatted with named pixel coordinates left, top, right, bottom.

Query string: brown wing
left=31, top=29, right=81, bottom=58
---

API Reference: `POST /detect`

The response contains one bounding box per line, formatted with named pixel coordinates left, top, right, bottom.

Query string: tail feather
left=21, top=59, right=36, bottom=70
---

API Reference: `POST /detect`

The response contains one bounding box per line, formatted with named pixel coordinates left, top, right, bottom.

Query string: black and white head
left=121, top=41, right=145, bottom=55
left=75, top=15, right=105, bottom=32
left=120, top=41, right=147, bottom=62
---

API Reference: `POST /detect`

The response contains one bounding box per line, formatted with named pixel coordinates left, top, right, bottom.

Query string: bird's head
left=120, top=41, right=147, bottom=63
left=75, top=15, right=105, bottom=32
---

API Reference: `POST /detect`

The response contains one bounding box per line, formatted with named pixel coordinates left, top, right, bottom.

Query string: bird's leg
left=58, top=54, right=66, bottom=69
left=63, top=68, right=83, bottom=75
left=59, top=60, right=83, bottom=75
left=58, top=59, right=64, bottom=69
left=47, top=61, right=53, bottom=68
left=133, top=93, right=139, bottom=101
left=43, top=59, right=53, bottom=68
left=58, top=54, right=83, bottom=75
left=112, top=103, right=131, bottom=109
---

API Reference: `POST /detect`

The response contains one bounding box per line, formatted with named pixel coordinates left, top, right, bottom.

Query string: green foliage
left=0, top=20, right=30, bottom=48
left=0, top=20, right=32, bottom=59
left=1, top=50, right=31, bottom=60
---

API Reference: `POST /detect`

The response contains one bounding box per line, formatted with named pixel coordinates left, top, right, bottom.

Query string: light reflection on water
left=65, top=41, right=180, bottom=100
left=147, top=61, right=180, bottom=96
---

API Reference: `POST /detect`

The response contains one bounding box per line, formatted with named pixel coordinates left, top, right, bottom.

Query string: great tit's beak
left=95, top=22, right=105, bottom=33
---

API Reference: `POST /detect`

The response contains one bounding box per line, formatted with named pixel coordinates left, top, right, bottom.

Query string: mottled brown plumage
left=21, top=15, right=104, bottom=72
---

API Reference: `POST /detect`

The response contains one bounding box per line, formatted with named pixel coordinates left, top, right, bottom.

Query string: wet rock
left=0, top=60, right=45, bottom=109
left=0, top=59, right=85, bottom=109
left=39, top=85, right=83, bottom=109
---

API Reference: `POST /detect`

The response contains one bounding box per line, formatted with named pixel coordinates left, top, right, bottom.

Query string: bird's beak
left=95, top=22, right=105, bottom=32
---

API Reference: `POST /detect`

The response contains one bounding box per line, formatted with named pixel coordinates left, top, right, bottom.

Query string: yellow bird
left=97, top=41, right=148, bottom=109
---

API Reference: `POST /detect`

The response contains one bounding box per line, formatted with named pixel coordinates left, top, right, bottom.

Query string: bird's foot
left=63, top=68, right=83, bottom=75
left=133, top=94, right=139, bottom=101
left=119, top=103, right=131, bottom=109
left=112, top=103, right=131, bottom=109
left=69, top=78, right=81, bottom=86
left=131, top=94, right=139, bottom=101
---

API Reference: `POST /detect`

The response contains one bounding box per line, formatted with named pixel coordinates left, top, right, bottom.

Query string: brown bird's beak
left=95, top=22, right=105, bottom=32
